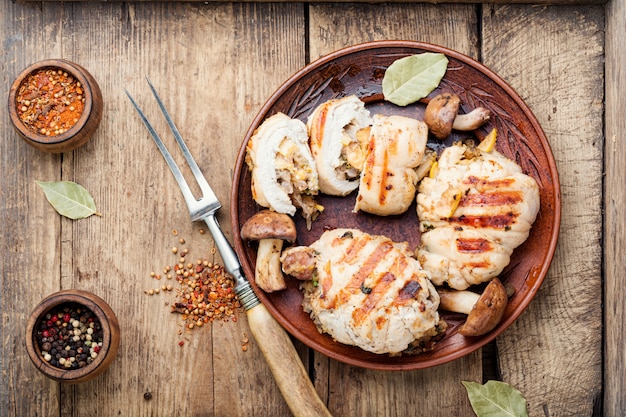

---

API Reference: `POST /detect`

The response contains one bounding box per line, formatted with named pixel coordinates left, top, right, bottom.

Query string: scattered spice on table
left=35, top=303, right=103, bottom=370
left=16, top=68, right=85, bottom=137
left=145, top=229, right=241, bottom=344
left=241, top=333, right=250, bottom=352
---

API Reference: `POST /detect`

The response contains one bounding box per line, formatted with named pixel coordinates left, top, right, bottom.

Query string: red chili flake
left=178, top=341, right=185, bottom=347
left=16, top=68, right=85, bottom=138
left=144, top=233, right=242, bottom=346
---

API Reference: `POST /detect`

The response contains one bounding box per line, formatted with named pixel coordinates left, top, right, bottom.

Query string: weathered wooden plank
left=308, top=5, right=482, bottom=417
left=482, top=5, right=604, bottom=416
left=0, top=2, right=305, bottom=416
left=604, top=0, right=626, bottom=415
left=0, top=3, right=65, bottom=416
left=33, top=0, right=610, bottom=5
left=1, top=1, right=612, bottom=417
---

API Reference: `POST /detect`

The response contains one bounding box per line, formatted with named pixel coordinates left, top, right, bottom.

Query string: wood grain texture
left=247, top=304, right=332, bottom=417
left=309, top=4, right=480, bottom=63
left=34, top=0, right=610, bottom=4
left=308, top=5, right=481, bottom=416
left=1, top=4, right=64, bottom=416
left=482, top=5, right=604, bottom=416
left=0, top=1, right=614, bottom=417
left=3, top=2, right=305, bottom=416
left=604, top=0, right=626, bottom=415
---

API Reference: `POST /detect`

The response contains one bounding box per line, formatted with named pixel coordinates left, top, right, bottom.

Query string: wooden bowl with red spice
left=8, top=59, right=103, bottom=153
left=25, top=289, right=120, bottom=383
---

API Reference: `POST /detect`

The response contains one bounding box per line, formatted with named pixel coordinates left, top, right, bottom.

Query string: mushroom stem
left=255, top=239, right=287, bottom=292
left=452, top=107, right=491, bottom=131
left=240, top=210, right=297, bottom=293
left=436, top=278, right=508, bottom=337
left=438, top=289, right=480, bottom=315
left=424, top=92, right=491, bottom=140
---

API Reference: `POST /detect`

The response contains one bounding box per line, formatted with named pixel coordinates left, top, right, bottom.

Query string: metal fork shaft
left=125, top=85, right=258, bottom=309
left=201, top=214, right=259, bottom=309
left=126, top=80, right=331, bottom=417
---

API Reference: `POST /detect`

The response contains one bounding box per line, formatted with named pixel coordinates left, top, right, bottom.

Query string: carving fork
left=126, top=79, right=331, bottom=417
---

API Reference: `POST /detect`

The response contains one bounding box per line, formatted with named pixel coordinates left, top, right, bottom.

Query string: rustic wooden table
left=1, top=1, right=623, bottom=416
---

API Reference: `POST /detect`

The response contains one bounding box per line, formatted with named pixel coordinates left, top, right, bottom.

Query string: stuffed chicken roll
left=307, top=95, right=373, bottom=196
left=245, top=112, right=322, bottom=228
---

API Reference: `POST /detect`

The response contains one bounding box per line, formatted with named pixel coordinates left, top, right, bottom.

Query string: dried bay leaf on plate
left=462, top=380, right=529, bottom=417
left=35, top=180, right=99, bottom=219
left=382, top=52, right=448, bottom=106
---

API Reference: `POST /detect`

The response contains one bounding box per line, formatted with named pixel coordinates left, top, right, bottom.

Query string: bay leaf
left=36, top=180, right=99, bottom=220
left=463, top=381, right=529, bottom=417
left=382, top=52, right=449, bottom=106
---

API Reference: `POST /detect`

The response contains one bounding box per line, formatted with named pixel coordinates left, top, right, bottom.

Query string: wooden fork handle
left=246, top=303, right=333, bottom=417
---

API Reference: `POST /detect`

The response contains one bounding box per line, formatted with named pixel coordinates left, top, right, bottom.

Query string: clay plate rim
left=230, top=40, right=561, bottom=371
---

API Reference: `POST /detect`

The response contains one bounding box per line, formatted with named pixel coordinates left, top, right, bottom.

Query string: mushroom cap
left=423, top=93, right=461, bottom=140
left=240, top=210, right=297, bottom=242
left=459, top=278, right=508, bottom=337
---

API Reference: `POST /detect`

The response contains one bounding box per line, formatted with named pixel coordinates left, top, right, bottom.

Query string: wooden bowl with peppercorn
left=8, top=59, right=103, bottom=153
left=25, top=289, right=120, bottom=384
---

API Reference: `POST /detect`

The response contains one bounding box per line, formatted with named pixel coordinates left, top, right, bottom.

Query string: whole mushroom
left=437, top=278, right=508, bottom=336
left=240, top=210, right=297, bottom=292
left=424, top=93, right=491, bottom=140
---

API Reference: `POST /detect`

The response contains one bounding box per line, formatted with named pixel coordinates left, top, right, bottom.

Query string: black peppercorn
left=35, top=302, right=103, bottom=370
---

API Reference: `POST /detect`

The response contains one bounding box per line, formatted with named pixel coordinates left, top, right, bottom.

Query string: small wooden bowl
left=8, top=59, right=103, bottom=153
left=25, top=290, right=120, bottom=383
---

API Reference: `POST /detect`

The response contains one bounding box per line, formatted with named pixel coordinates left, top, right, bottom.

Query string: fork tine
left=145, top=77, right=216, bottom=201
left=125, top=88, right=197, bottom=206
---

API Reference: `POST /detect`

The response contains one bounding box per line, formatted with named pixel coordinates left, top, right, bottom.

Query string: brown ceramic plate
left=231, top=40, right=560, bottom=370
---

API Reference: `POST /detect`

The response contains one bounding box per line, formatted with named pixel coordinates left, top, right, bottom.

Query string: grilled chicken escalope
left=281, top=228, right=445, bottom=355
left=354, top=114, right=428, bottom=216
left=416, top=141, right=540, bottom=290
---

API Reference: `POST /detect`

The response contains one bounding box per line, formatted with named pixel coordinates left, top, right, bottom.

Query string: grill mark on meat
left=463, top=175, right=515, bottom=190
left=324, top=238, right=395, bottom=310
left=449, top=212, right=517, bottom=228
left=456, top=237, right=493, bottom=253
left=378, top=152, right=391, bottom=205
left=459, top=190, right=523, bottom=207
left=395, top=279, right=423, bottom=305
left=352, top=271, right=396, bottom=326
left=338, top=235, right=370, bottom=264
left=351, top=251, right=408, bottom=325
left=361, top=136, right=376, bottom=189
left=320, top=261, right=333, bottom=300
left=310, top=106, right=327, bottom=152
left=345, top=239, right=394, bottom=292
left=466, top=261, right=491, bottom=269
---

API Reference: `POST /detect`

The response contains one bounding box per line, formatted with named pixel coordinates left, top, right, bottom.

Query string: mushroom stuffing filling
left=275, top=139, right=321, bottom=226
left=337, top=125, right=369, bottom=182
